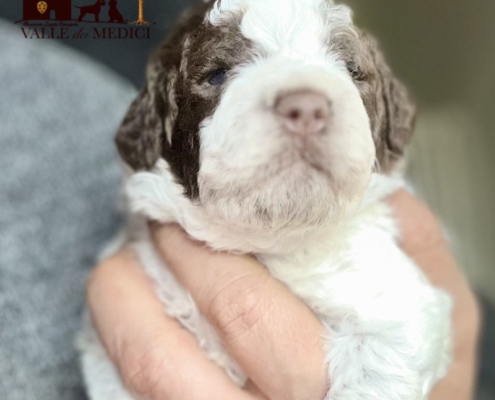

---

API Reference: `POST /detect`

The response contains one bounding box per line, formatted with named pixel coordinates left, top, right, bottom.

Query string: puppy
left=79, top=0, right=452, bottom=399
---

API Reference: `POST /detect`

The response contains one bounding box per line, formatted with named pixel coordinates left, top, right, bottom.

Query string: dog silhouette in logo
left=108, top=0, right=125, bottom=23
left=75, top=0, right=106, bottom=22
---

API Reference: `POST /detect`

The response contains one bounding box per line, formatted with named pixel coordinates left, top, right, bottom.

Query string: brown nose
left=275, top=90, right=330, bottom=136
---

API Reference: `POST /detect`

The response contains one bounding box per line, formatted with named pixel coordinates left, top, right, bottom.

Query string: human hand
left=87, top=225, right=328, bottom=400
left=87, top=190, right=480, bottom=400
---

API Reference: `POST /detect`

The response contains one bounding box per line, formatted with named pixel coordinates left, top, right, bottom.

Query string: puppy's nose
left=275, top=91, right=330, bottom=136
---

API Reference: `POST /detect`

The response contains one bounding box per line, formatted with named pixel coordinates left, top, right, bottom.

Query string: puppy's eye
left=346, top=62, right=365, bottom=81
left=207, top=68, right=228, bottom=86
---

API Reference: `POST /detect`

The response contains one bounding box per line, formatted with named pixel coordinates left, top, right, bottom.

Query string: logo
left=37, top=1, right=48, bottom=14
left=16, top=0, right=154, bottom=40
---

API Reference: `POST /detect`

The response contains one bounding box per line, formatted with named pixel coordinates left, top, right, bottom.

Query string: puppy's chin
left=199, top=159, right=369, bottom=235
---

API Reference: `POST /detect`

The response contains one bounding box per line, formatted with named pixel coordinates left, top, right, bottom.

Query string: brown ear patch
left=349, top=30, right=417, bottom=173
left=115, top=0, right=213, bottom=193
left=378, top=55, right=417, bottom=171
left=115, top=87, right=165, bottom=171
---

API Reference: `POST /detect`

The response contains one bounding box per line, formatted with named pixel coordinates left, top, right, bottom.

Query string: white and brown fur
left=79, top=1, right=452, bottom=399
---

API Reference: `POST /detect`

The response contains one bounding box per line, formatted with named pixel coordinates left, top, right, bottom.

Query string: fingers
left=87, top=249, right=261, bottom=400
left=389, top=190, right=481, bottom=400
left=152, top=224, right=329, bottom=400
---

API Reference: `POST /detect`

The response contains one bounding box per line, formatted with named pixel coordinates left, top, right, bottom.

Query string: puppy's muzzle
left=275, top=90, right=331, bottom=137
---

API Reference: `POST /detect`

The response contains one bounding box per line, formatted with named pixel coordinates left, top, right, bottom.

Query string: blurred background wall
left=1, top=0, right=494, bottom=397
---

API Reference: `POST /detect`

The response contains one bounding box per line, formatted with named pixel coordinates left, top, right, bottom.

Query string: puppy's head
left=117, top=0, right=416, bottom=249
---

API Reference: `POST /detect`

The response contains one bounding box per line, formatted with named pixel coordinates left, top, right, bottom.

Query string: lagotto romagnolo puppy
left=79, top=0, right=452, bottom=399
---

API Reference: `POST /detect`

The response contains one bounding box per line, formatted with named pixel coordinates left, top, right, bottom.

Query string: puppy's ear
left=375, top=50, right=417, bottom=170
left=115, top=87, right=166, bottom=170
